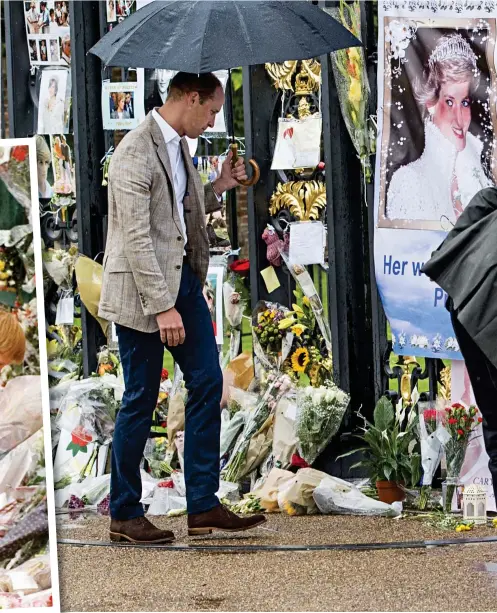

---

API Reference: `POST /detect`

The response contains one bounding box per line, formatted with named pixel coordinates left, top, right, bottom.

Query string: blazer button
left=175, top=265, right=181, bottom=270
left=177, top=236, right=182, bottom=241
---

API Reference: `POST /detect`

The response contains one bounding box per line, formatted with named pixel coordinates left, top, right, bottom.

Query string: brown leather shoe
left=109, top=516, right=174, bottom=543
left=188, top=504, right=266, bottom=536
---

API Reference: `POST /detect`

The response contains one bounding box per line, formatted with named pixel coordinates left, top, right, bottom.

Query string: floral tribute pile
left=0, top=142, right=53, bottom=607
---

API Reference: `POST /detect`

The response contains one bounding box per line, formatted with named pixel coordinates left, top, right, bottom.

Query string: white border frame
left=0, top=138, right=61, bottom=612
left=206, top=265, right=224, bottom=347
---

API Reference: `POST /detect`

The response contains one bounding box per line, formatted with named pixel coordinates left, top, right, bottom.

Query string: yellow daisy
left=291, top=347, right=310, bottom=373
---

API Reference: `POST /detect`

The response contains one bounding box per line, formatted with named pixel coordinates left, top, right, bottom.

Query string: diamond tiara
left=428, top=34, right=478, bottom=69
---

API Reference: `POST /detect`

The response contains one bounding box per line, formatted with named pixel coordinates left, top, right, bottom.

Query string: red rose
left=71, top=425, right=93, bottom=447
left=10, top=146, right=28, bottom=162
left=161, top=368, right=169, bottom=381
left=457, top=429, right=464, bottom=436
left=452, top=403, right=465, bottom=410
left=448, top=418, right=458, bottom=425
left=229, top=259, right=250, bottom=277
left=317, top=161, right=325, bottom=170
left=161, top=421, right=167, bottom=428
left=158, top=479, right=174, bottom=488
left=424, top=409, right=438, bottom=421
left=478, top=417, right=483, bottom=423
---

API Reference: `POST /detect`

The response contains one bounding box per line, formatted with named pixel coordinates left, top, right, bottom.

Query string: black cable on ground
left=57, top=535, right=497, bottom=553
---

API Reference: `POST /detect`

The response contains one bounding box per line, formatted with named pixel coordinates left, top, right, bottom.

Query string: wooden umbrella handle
left=230, top=143, right=260, bottom=187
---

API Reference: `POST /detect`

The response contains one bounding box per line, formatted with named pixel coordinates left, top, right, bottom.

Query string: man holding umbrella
left=99, top=72, right=266, bottom=543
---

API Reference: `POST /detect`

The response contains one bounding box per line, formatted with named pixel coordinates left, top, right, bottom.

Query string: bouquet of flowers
left=95, top=346, right=121, bottom=378
left=252, top=302, right=294, bottom=371
left=296, top=384, right=349, bottom=464
left=143, top=437, right=173, bottom=479
left=222, top=373, right=293, bottom=483
left=46, top=325, right=83, bottom=386
left=43, top=246, right=78, bottom=289
left=279, top=289, right=332, bottom=386
left=417, top=403, right=445, bottom=509
left=330, top=0, right=375, bottom=181
left=442, top=403, right=482, bottom=513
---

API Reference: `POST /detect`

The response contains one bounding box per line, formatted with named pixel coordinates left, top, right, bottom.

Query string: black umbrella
left=90, top=0, right=361, bottom=185
left=89, top=0, right=360, bottom=73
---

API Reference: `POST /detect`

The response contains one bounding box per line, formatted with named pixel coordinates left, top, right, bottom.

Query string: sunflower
left=291, top=347, right=310, bottom=373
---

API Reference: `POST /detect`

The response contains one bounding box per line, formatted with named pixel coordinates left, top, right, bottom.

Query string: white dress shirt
left=152, top=109, right=188, bottom=248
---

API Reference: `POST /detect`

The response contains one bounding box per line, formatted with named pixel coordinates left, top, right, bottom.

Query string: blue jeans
left=110, top=262, right=223, bottom=519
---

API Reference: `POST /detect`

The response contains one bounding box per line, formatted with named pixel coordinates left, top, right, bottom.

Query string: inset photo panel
left=0, top=138, right=60, bottom=610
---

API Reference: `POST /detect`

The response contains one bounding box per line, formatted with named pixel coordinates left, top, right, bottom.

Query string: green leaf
left=374, top=397, right=395, bottom=431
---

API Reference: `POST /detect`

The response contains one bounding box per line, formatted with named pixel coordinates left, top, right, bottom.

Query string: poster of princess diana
left=374, top=1, right=497, bottom=361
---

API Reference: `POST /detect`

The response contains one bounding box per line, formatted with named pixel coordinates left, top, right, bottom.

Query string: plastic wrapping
left=55, top=378, right=120, bottom=446
left=252, top=467, right=294, bottom=512
left=220, top=410, right=249, bottom=460
left=0, top=431, right=44, bottom=493
left=0, top=376, right=43, bottom=455
left=273, top=395, right=298, bottom=469
left=143, top=437, right=172, bottom=479
left=276, top=468, right=328, bottom=516
left=74, top=254, right=108, bottom=336
left=223, top=279, right=245, bottom=361
left=418, top=402, right=446, bottom=487
left=296, top=385, right=349, bottom=464
left=252, top=301, right=294, bottom=372
left=222, top=374, right=293, bottom=483
left=313, top=476, right=401, bottom=517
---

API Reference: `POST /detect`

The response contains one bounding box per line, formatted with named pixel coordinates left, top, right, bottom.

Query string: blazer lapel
left=147, top=112, right=183, bottom=235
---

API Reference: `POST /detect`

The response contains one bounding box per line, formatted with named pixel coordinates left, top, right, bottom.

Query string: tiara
left=428, top=34, right=478, bottom=69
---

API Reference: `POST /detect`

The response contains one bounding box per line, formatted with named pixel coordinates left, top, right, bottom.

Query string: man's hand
left=213, top=150, right=248, bottom=194
left=156, top=308, right=185, bottom=346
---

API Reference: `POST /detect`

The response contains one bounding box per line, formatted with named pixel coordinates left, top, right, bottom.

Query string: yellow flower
left=291, top=324, right=305, bottom=337
left=492, top=518, right=497, bottom=527
left=0, top=261, right=5, bottom=271
left=291, top=348, right=310, bottom=373
left=348, top=47, right=361, bottom=64
left=303, top=296, right=311, bottom=307
left=348, top=78, right=362, bottom=111
left=283, top=500, right=297, bottom=516
left=455, top=523, right=472, bottom=532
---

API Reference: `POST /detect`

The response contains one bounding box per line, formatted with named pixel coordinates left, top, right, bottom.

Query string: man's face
left=126, top=94, right=131, bottom=104
left=63, top=39, right=70, bottom=57
left=183, top=86, right=224, bottom=139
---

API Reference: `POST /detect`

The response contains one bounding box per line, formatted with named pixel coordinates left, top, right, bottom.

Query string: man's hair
left=168, top=72, right=222, bottom=104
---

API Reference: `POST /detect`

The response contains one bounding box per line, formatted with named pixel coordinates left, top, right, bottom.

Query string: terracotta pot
left=376, top=480, right=406, bottom=504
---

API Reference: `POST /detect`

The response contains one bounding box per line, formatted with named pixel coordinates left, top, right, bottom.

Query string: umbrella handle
left=230, top=143, right=260, bottom=187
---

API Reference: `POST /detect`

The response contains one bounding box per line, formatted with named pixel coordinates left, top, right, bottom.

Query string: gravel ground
left=56, top=514, right=497, bottom=611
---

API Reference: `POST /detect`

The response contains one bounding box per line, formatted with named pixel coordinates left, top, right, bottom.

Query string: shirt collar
left=152, top=109, right=181, bottom=146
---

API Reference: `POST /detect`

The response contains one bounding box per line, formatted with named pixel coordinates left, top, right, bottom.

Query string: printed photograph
left=116, top=0, right=135, bottom=22
left=378, top=18, right=497, bottom=231
left=37, top=69, right=70, bottom=135
left=205, top=267, right=224, bottom=345
left=28, top=38, right=39, bottom=62
left=49, top=38, right=59, bottom=63
left=36, top=135, right=54, bottom=200
left=0, top=138, right=58, bottom=609
left=25, top=0, right=69, bottom=36
left=50, top=134, right=75, bottom=195
left=109, top=91, right=135, bottom=120
left=102, top=78, right=145, bottom=130
left=39, top=37, right=48, bottom=62
left=106, top=0, right=116, bottom=22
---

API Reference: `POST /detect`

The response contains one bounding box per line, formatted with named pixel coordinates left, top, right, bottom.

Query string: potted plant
left=338, top=397, right=421, bottom=503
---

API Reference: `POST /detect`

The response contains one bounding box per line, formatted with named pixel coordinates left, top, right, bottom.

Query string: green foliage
left=338, top=398, right=421, bottom=486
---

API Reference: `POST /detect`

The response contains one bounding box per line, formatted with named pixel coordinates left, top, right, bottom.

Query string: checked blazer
left=98, top=111, right=221, bottom=333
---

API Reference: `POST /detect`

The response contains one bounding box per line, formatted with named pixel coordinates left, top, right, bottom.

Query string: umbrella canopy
left=90, top=0, right=361, bottom=72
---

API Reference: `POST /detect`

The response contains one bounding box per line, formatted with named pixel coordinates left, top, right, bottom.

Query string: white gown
left=387, top=120, right=492, bottom=223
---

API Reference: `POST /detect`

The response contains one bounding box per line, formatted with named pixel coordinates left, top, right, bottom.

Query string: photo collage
left=25, top=1, right=70, bottom=67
